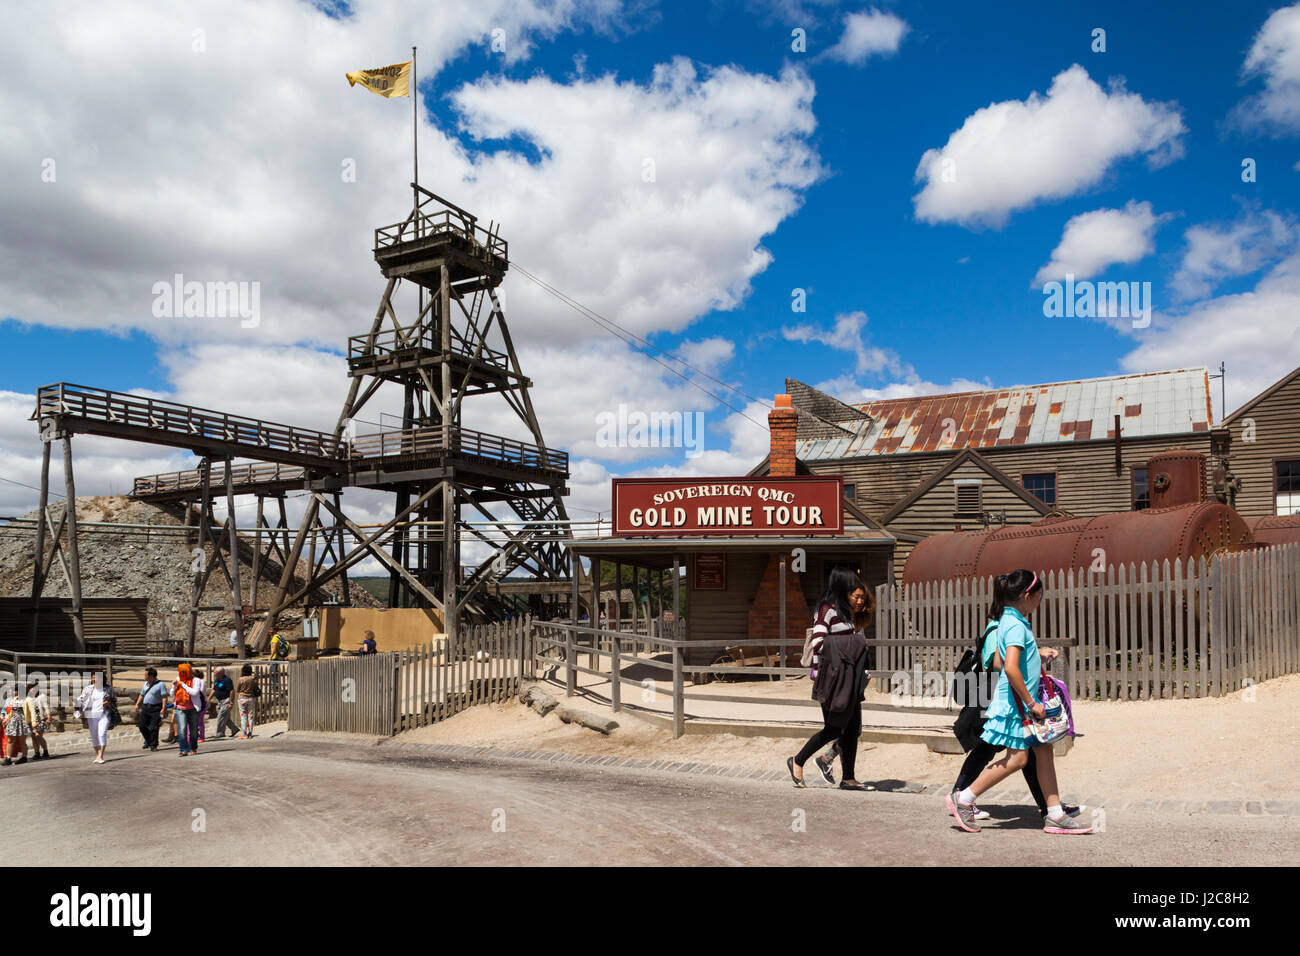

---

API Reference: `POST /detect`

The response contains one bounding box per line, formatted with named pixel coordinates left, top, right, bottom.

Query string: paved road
left=14, top=736, right=1296, bottom=866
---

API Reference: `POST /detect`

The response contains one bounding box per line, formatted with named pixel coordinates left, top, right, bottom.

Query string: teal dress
left=979, top=607, right=1041, bottom=750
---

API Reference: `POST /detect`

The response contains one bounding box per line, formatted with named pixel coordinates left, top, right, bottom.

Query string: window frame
left=1020, top=470, right=1058, bottom=508
left=1132, top=465, right=1151, bottom=511
left=1274, top=458, right=1300, bottom=516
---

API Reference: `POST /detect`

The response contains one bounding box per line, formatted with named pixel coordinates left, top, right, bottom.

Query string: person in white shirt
left=74, top=678, right=114, bottom=764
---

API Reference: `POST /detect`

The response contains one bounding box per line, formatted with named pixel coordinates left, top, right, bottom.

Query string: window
left=1277, top=460, right=1300, bottom=515
left=843, top=482, right=856, bottom=503
left=1022, top=472, right=1056, bottom=507
left=1133, top=467, right=1150, bottom=511
left=953, top=479, right=982, bottom=517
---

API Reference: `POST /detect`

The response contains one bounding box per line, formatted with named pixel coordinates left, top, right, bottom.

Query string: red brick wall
left=747, top=552, right=810, bottom=644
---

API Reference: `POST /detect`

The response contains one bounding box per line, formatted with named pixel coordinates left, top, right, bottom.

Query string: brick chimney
left=768, top=394, right=798, bottom=477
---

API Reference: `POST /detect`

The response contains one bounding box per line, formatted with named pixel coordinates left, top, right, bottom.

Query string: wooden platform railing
left=347, top=326, right=509, bottom=369
left=37, top=383, right=347, bottom=465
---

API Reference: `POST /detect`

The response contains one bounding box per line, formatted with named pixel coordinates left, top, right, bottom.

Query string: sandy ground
left=396, top=672, right=1300, bottom=802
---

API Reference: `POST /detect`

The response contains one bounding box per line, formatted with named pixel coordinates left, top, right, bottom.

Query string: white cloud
left=815, top=374, right=991, bottom=403
left=1232, top=2, right=1300, bottom=133
left=822, top=9, right=909, bottom=65
left=1120, top=249, right=1300, bottom=419
left=1170, top=207, right=1298, bottom=301
left=1033, top=200, right=1163, bottom=287
left=913, top=65, right=1185, bottom=229
left=782, top=311, right=903, bottom=376
left=0, top=2, right=826, bottom=516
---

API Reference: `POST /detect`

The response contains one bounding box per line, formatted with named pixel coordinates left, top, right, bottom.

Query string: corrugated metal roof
left=793, top=368, right=1212, bottom=461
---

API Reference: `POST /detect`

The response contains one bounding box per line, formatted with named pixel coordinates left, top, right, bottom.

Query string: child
left=945, top=569, right=1092, bottom=835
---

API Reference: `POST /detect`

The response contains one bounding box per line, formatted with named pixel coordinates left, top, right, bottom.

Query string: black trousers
left=138, top=703, right=162, bottom=749
left=954, top=742, right=1047, bottom=812
left=795, top=703, right=862, bottom=780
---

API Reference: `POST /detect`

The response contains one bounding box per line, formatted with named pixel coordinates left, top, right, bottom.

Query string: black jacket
left=811, top=628, right=869, bottom=714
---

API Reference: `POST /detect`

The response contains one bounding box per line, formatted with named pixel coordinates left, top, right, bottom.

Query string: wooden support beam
left=61, top=435, right=86, bottom=653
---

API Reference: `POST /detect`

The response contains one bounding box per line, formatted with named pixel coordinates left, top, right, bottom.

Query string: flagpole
left=412, top=45, right=418, bottom=211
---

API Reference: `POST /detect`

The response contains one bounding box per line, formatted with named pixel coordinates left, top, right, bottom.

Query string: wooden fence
left=286, top=617, right=534, bottom=735
left=392, top=617, right=533, bottom=732
left=875, top=544, right=1300, bottom=701
left=287, top=653, right=398, bottom=735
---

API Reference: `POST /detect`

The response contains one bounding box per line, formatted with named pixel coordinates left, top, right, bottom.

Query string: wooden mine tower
left=326, top=184, right=572, bottom=633
left=31, top=186, right=572, bottom=652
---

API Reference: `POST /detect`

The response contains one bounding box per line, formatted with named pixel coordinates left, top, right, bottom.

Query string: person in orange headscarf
left=172, top=663, right=203, bottom=757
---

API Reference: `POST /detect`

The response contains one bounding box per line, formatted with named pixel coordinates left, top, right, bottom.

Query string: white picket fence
left=874, top=544, right=1300, bottom=701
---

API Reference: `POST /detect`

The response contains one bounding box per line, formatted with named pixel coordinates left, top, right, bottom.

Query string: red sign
left=612, top=477, right=843, bottom=536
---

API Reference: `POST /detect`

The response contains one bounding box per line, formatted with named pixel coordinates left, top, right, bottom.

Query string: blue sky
left=1, top=0, right=1298, bottom=520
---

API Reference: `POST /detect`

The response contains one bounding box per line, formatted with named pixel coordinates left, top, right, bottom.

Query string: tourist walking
left=25, top=679, right=50, bottom=759
left=193, top=668, right=208, bottom=743
left=945, top=570, right=1092, bottom=835
left=172, top=663, right=203, bottom=756
left=788, top=567, right=872, bottom=791
left=807, top=581, right=874, bottom=785
left=2, top=687, right=31, bottom=765
left=235, top=663, right=258, bottom=739
left=74, top=678, right=114, bottom=764
left=949, top=609, right=1080, bottom=823
left=135, top=668, right=167, bottom=751
left=211, top=667, right=239, bottom=738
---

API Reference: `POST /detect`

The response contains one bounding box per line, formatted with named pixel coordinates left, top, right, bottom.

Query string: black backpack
left=951, top=621, right=998, bottom=707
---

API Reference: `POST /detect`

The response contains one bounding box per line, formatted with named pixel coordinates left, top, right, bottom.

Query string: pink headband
left=1023, top=572, right=1039, bottom=596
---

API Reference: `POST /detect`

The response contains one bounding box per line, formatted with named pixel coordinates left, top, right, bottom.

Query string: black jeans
left=954, top=742, right=1047, bottom=812
left=138, top=703, right=162, bottom=749
left=795, top=703, right=862, bottom=780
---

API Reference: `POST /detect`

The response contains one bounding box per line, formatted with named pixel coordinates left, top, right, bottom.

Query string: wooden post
left=28, top=440, right=52, bottom=646
left=672, top=552, right=682, bottom=737
left=589, top=556, right=599, bottom=671
left=251, top=495, right=264, bottom=632
left=610, top=631, right=621, bottom=714
left=777, top=553, right=786, bottom=682
left=336, top=493, right=351, bottom=606
left=61, top=435, right=86, bottom=653
left=225, top=458, right=244, bottom=659
left=188, top=459, right=212, bottom=656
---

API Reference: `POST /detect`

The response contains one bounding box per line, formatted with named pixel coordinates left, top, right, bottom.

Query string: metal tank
left=903, top=502, right=1253, bottom=584
left=902, top=449, right=1253, bottom=585
left=1245, top=515, right=1300, bottom=548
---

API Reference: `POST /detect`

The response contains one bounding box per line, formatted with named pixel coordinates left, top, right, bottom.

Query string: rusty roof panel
left=790, top=368, right=1213, bottom=461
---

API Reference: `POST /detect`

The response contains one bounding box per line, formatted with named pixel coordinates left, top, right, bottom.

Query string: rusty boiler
left=903, top=449, right=1254, bottom=585
left=1244, top=515, right=1300, bottom=548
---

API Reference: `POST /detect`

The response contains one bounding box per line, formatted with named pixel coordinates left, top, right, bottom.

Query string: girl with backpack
left=787, top=567, right=872, bottom=791
left=945, top=569, right=1092, bottom=835
left=949, top=602, right=1079, bottom=823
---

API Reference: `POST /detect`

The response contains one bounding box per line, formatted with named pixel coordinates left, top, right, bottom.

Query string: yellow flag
left=345, top=61, right=411, bottom=98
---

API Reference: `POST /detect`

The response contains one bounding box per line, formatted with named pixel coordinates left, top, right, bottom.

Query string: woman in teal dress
left=945, top=569, right=1093, bottom=835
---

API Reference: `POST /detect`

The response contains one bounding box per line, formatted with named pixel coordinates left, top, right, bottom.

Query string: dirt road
left=15, top=735, right=1296, bottom=866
